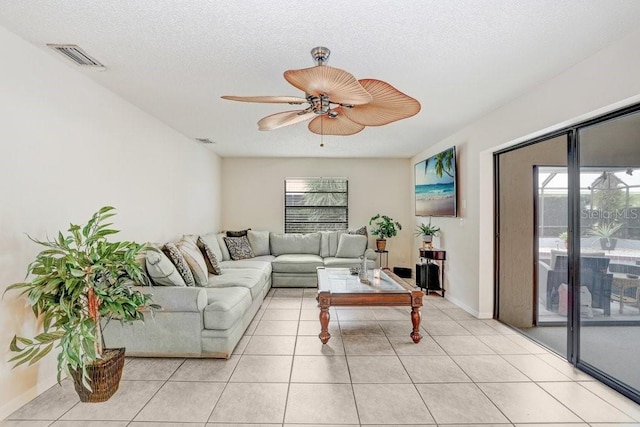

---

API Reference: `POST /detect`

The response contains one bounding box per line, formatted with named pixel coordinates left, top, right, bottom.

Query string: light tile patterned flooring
left=4, top=288, right=640, bottom=426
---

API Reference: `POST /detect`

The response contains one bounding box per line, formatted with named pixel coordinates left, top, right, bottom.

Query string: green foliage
left=589, top=222, right=623, bottom=239
left=369, top=214, right=402, bottom=239
left=559, top=231, right=568, bottom=242
left=4, top=206, right=158, bottom=390
left=415, top=216, right=440, bottom=236
left=415, top=223, right=440, bottom=237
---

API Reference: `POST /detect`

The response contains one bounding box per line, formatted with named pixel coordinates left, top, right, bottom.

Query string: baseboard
left=0, top=374, right=58, bottom=420
left=445, top=294, right=493, bottom=319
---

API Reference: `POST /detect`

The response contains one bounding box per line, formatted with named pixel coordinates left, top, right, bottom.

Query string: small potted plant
left=4, top=206, right=158, bottom=402
left=369, top=214, right=402, bottom=251
left=415, top=218, right=440, bottom=247
left=590, top=222, right=623, bottom=251
left=559, top=231, right=568, bottom=249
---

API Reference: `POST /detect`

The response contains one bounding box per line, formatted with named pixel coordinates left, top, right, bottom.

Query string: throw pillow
left=349, top=226, right=369, bottom=248
left=335, top=233, right=367, bottom=258
left=162, top=242, right=196, bottom=286
left=197, top=236, right=221, bottom=275
left=226, top=229, right=250, bottom=237
left=223, top=235, right=255, bottom=260
left=247, top=230, right=270, bottom=256
left=145, top=247, right=187, bottom=287
left=177, top=237, right=209, bottom=287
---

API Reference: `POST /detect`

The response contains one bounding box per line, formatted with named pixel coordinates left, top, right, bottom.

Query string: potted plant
left=4, top=206, right=158, bottom=402
left=559, top=231, right=568, bottom=249
left=369, top=214, right=402, bottom=251
left=415, top=218, right=440, bottom=247
left=590, top=222, right=623, bottom=251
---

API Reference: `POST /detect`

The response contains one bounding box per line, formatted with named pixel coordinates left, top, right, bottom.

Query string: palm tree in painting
left=424, top=148, right=454, bottom=178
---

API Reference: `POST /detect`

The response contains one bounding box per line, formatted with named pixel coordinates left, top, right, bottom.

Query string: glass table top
left=317, top=267, right=408, bottom=293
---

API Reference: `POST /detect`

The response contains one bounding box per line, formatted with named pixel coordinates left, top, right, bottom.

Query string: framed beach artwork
left=415, top=146, right=457, bottom=217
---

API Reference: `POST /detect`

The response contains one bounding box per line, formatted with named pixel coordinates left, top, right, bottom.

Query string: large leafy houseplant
left=369, top=214, right=402, bottom=251
left=5, top=206, right=157, bottom=399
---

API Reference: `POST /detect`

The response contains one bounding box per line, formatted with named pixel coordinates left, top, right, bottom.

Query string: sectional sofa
left=103, top=229, right=376, bottom=358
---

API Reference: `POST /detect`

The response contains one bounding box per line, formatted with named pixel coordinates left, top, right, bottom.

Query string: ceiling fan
left=222, top=47, right=421, bottom=136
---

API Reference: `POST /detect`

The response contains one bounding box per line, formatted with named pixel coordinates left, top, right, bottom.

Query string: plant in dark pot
left=415, top=217, right=440, bottom=247
left=4, top=206, right=158, bottom=402
left=369, top=214, right=402, bottom=251
left=590, top=222, right=623, bottom=251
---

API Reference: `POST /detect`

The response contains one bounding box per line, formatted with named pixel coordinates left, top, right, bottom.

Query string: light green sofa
left=103, top=229, right=375, bottom=358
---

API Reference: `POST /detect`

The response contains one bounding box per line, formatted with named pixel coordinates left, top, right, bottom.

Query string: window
left=284, top=177, right=348, bottom=233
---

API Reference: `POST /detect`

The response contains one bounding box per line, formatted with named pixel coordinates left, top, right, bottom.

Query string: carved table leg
left=410, top=291, right=423, bottom=343
left=317, top=291, right=331, bottom=344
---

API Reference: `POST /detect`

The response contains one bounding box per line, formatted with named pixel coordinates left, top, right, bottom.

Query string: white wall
left=411, top=27, right=640, bottom=318
left=221, top=158, right=412, bottom=268
left=0, top=26, right=222, bottom=418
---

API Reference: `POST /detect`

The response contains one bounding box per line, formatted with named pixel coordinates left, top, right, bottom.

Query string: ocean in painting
left=415, top=182, right=455, bottom=200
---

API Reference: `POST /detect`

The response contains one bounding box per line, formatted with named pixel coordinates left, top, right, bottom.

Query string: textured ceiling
left=2, top=1, right=640, bottom=158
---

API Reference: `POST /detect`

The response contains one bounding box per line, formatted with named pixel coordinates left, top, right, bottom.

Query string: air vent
left=47, top=44, right=105, bottom=70
left=196, top=138, right=216, bottom=144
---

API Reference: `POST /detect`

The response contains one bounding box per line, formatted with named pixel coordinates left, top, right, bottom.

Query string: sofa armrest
left=135, top=286, right=207, bottom=312
left=365, top=248, right=377, bottom=261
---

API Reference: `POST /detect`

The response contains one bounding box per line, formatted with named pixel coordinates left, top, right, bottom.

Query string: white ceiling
left=2, top=1, right=640, bottom=158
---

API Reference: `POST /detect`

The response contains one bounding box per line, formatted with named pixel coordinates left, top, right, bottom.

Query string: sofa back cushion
left=270, top=232, right=321, bottom=256
left=248, top=230, right=270, bottom=256
left=319, top=231, right=340, bottom=257
left=200, top=232, right=224, bottom=263
left=177, top=236, right=209, bottom=287
left=335, top=234, right=367, bottom=258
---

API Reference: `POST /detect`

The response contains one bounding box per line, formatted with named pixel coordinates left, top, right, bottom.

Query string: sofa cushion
left=216, top=232, right=231, bottom=261
left=319, top=231, right=339, bottom=258
left=248, top=230, right=270, bottom=256
left=197, top=236, right=221, bottom=275
left=349, top=226, right=369, bottom=248
left=271, top=254, right=324, bottom=273
left=324, top=257, right=370, bottom=269
left=200, top=232, right=224, bottom=263
left=162, top=242, right=196, bottom=286
left=203, top=287, right=252, bottom=330
left=145, top=247, right=187, bottom=287
left=336, top=233, right=367, bottom=258
left=270, top=232, right=321, bottom=256
left=224, top=235, right=255, bottom=260
left=177, top=237, right=209, bottom=287
left=205, top=268, right=267, bottom=300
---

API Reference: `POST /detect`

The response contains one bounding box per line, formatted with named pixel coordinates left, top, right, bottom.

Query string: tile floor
left=4, top=287, right=640, bottom=426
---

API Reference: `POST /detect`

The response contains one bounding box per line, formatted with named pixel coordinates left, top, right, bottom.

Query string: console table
left=417, top=248, right=446, bottom=297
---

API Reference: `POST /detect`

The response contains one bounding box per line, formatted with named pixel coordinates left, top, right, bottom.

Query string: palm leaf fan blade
left=257, top=110, right=313, bottom=131
left=342, top=79, right=421, bottom=126
left=284, top=66, right=372, bottom=105
left=308, top=112, right=365, bottom=136
left=221, top=95, right=306, bottom=104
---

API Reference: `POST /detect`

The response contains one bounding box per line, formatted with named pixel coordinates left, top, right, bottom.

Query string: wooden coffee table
left=316, top=267, right=423, bottom=344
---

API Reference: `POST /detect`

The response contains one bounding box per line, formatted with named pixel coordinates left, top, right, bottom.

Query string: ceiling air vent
left=196, top=138, right=216, bottom=144
left=47, top=44, right=105, bottom=70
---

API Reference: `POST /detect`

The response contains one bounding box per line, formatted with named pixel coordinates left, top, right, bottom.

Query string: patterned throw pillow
left=226, top=229, right=250, bottom=237
left=197, top=236, right=221, bottom=275
left=223, top=235, right=255, bottom=260
left=162, top=242, right=196, bottom=286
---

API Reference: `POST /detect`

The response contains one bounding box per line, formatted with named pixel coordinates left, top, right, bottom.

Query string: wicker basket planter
left=70, top=348, right=125, bottom=402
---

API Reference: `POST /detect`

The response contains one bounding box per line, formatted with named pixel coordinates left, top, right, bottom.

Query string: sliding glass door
left=577, top=111, right=640, bottom=394
left=496, top=104, right=640, bottom=404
